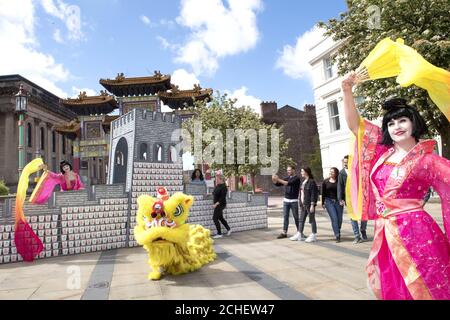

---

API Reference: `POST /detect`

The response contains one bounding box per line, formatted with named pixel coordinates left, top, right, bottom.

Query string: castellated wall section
left=0, top=109, right=268, bottom=265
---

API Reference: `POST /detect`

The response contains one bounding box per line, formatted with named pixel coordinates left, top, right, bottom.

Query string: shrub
left=238, top=184, right=254, bottom=192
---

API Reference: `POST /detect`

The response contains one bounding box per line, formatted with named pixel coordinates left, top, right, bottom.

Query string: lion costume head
left=134, top=187, right=216, bottom=280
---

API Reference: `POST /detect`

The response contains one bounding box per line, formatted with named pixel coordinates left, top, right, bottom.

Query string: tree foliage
left=182, top=92, right=294, bottom=186
left=318, top=0, right=450, bottom=158
left=0, top=180, right=9, bottom=196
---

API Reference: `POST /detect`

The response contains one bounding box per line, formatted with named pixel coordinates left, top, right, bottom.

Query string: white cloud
left=40, top=0, right=65, bottom=19
left=175, top=0, right=263, bottom=75
left=140, top=15, right=151, bottom=25
left=227, top=86, right=262, bottom=115
left=140, top=15, right=158, bottom=27
left=71, top=86, right=97, bottom=98
left=0, top=0, right=70, bottom=97
left=171, top=69, right=200, bottom=90
left=40, top=0, right=84, bottom=42
left=156, top=35, right=179, bottom=51
left=157, top=36, right=170, bottom=49
left=53, top=28, right=64, bottom=43
left=276, top=26, right=325, bottom=80
left=159, top=18, right=176, bottom=29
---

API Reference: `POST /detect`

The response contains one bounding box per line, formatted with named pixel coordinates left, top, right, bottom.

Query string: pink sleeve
left=47, top=170, right=64, bottom=181
left=76, top=174, right=85, bottom=190
left=428, top=154, right=450, bottom=238
left=30, top=171, right=63, bottom=204
left=347, top=119, right=386, bottom=221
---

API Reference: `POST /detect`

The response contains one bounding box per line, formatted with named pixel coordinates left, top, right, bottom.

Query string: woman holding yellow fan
left=342, top=68, right=450, bottom=299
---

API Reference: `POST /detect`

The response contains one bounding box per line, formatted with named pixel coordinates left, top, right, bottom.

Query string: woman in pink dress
left=50, top=160, right=84, bottom=191
left=31, top=160, right=84, bottom=204
left=342, top=72, right=450, bottom=300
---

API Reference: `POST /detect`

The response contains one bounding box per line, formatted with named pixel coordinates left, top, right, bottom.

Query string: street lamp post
left=15, top=84, right=28, bottom=177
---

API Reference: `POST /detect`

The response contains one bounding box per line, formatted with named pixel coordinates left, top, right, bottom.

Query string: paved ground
left=0, top=198, right=443, bottom=300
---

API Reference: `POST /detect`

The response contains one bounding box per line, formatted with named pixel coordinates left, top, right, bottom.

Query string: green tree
left=303, top=136, right=323, bottom=181
left=183, top=92, right=294, bottom=191
left=319, top=0, right=450, bottom=159
left=0, top=180, right=10, bottom=196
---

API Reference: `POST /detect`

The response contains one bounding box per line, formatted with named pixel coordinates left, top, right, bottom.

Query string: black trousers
left=299, top=204, right=317, bottom=234
left=213, top=206, right=230, bottom=235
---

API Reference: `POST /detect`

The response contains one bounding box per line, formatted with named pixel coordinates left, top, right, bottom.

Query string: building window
left=155, top=144, right=162, bottom=162
left=62, top=136, right=66, bottom=155
left=169, top=146, right=178, bottom=163
left=26, top=153, right=33, bottom=164
left=40, top=127, right=45, bottom=150
left=139, top=143, right=148, bottom=161
left=81, top=160, right=88, bottom=169
left=51, top=157, right=57, bottom=172
left=27, top=123, right=32, bottom=148
left=324, top=57, right=334, bottom=80
left=328, top=101, right=340, bottom=132
left=52, top=131, right=56, bottom=153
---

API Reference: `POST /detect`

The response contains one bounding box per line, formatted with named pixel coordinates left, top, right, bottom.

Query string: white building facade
left=308, top=37, right=354, bottom=178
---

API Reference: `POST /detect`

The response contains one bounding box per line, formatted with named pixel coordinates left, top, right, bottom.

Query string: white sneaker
left=289, top=232, right=301, bottom=241
left=226, top=229, right=232, bottom=236
left=305, top=234, right=317, bottom=243
left=298, top=234, right=307, bottom=241
left=212, top=234, right=223, bottom=239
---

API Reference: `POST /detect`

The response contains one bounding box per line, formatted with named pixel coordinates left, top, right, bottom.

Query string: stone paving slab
left=0, top=202, right=443, bottom=300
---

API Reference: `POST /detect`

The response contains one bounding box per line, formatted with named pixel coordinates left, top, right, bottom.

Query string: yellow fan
left=355, top=37, right=450, bottom=120
left=395, top=39, right=450, bottom=120
left=355, top=38, right=402, bottom=82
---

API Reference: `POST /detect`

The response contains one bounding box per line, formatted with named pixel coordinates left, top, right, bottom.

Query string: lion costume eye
left=174, top=204, right=184, bottom=217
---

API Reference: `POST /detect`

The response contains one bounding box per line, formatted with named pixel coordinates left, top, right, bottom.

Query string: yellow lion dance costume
left=134, top=187, right=216, bottom=280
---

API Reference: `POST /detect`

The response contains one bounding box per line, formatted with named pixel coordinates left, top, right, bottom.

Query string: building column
left=34, top=119, right=41, bottom=161
left=6, top=112, right=18, bottom=185
left=46, top=123, right=53, bottom=170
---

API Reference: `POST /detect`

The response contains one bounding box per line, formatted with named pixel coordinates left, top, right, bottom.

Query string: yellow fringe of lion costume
left=134, top=190, right=216, bottom=280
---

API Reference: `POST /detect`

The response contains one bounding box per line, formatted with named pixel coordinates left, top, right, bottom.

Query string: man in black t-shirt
left=272, top=165, right=301, bottom=239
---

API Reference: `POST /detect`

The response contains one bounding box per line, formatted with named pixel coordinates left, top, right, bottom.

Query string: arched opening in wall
left=27, top=123, right=32, bottom=148
left=168, top=145, right=178, bottom=163
left=113, top=137, right=128, bottom=184
left=155, top=144, right=162, bottom=162
left=139, top=143, right=148, bottom=161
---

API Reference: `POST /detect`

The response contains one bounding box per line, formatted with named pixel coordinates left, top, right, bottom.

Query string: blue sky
left=0, top=0, right=348, bottom=112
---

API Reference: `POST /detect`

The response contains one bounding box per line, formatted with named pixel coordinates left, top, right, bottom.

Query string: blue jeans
left=324, top=198, right=343, bottom=238
left=351, top=220, right=367, bottom=239
left=283, top=201, right=299, bottom=233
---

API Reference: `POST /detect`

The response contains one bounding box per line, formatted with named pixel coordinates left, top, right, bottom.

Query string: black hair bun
left=382, top=97, right=408, bottom=111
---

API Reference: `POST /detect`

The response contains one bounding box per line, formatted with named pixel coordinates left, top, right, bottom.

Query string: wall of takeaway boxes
left=0, top=162, right=268, bottom=265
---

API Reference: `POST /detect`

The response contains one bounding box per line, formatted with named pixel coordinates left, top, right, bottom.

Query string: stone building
left=255, top=102, right=322, bottom=194
left=0, top=75, right=77, bottom=191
